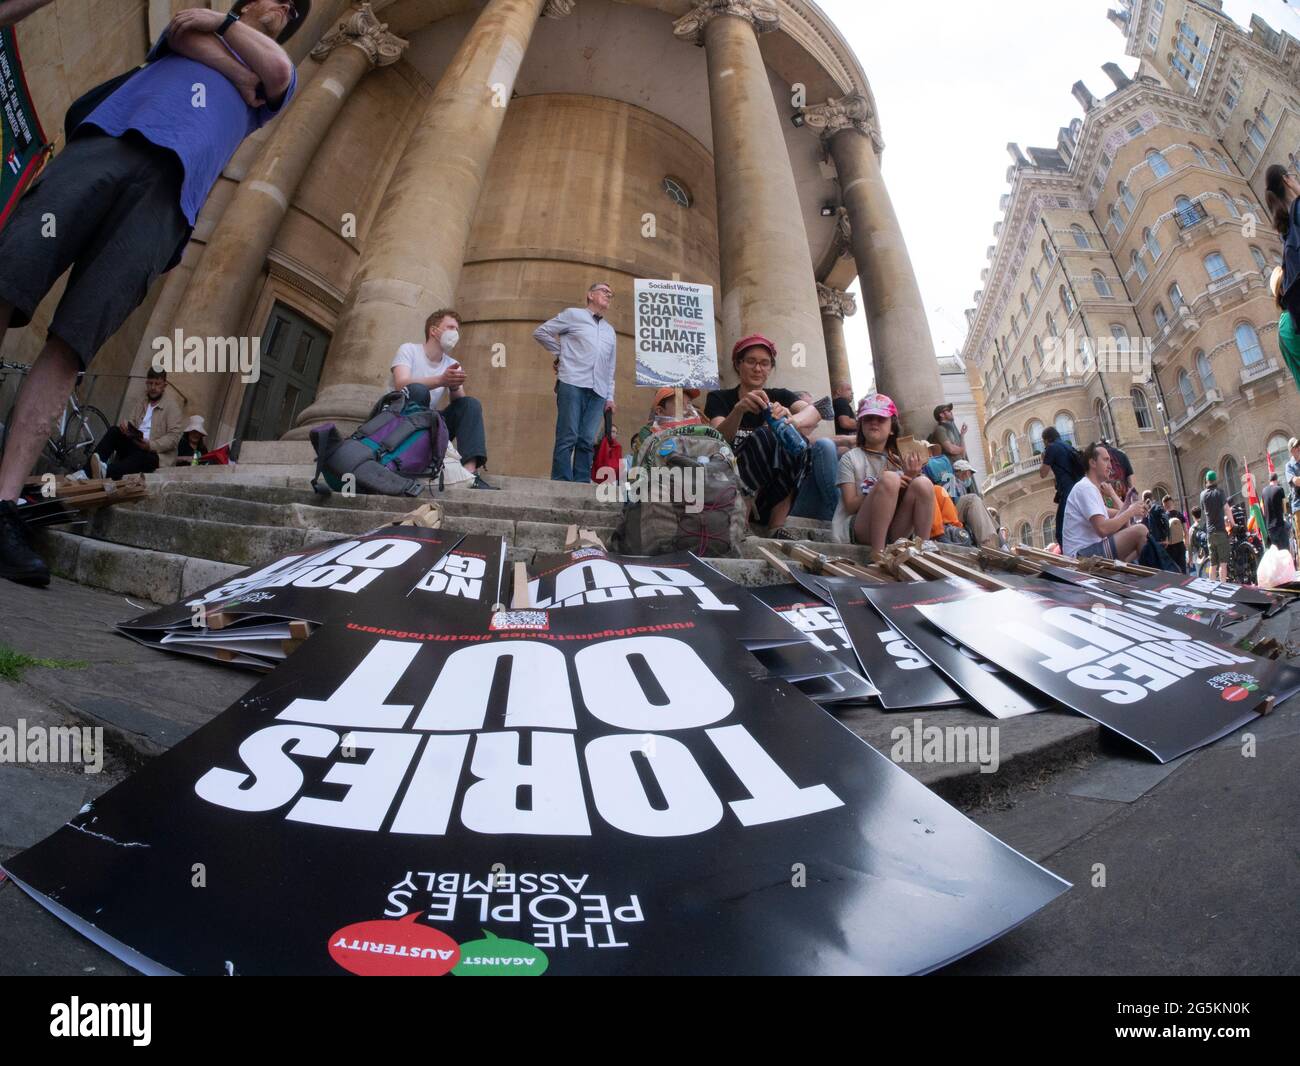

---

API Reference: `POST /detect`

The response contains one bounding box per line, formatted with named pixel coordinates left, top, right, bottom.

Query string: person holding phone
left=85, top=366, right=180, bottom=479
left=1061, top=443, right=1149, bottom=560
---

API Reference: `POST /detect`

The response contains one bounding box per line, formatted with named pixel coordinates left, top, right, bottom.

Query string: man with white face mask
left=390, top=308, right=495, bottom=488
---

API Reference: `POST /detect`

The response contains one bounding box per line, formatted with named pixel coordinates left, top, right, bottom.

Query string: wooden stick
left=755, top=545, right=793, bottom=573
left=511, top=561, right=531, bottom=609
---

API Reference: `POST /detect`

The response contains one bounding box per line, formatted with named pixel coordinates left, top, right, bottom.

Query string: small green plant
left=0, top=644, right=88, bottom=683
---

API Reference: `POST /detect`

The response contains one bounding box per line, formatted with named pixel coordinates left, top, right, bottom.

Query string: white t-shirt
left=1062, top=477, right=1108, bottom=557
left=138, top=401, right=157, bottom=441
left=831, top=447, right=895, bottom=544
left=390, top=342, right=461, bottom=407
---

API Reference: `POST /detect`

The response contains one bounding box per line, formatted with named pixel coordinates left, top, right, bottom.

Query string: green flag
left=0, top=25, right=51, bottom=231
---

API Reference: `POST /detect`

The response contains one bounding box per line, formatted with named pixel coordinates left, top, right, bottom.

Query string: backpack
left=612, top=424, right=747, bottom=557
left=309, top=385, right=448, bottom=498
left=1146, top=504, right=1170, bottom=545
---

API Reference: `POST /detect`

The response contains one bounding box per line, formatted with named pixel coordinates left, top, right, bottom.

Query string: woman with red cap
left=704, top=334, right=822, bottom=538
left=831, top=393, right=935, bottom=552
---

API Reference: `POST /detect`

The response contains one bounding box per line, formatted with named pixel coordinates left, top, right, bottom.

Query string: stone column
left=817, top=283, right=856, bottom=391
left=802, top=94, right=943, bottom=437
left=167, top=4, right=407, bottom=430
left=673, top=1, right=829, bottom=398
left=295, top=0, right=552, bottom=434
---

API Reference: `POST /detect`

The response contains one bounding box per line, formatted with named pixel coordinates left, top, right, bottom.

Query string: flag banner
left=116, top=528, right=469, bottom=668
left=2, top=601, right=1069, bottom=976
left=860, top=579, right=1053, bottom=720
left=524, top=549, right=800, bottom=648
left=0, top=27, right=50, bottom=231
left=632, top=279, right=719, bottom=389
left=916, top=588, right=1300, bottom=762
left=822, top=577, right=964, bottom=710
left=749, top=584, right=878, bottom=703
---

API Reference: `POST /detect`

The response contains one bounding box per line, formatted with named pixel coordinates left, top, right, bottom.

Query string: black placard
left=917, top=588, right=1300, bottom=762
left=4, top=600, right=1067, bottom=976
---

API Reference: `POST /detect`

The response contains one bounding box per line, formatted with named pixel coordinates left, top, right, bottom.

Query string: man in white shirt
left=533, top=282, right=617, bottom=482
left=86, top=366, right=180, bottom=478
left=1061, top=442, right=1149, bottom=560
left=390, top=308, right=495, bottom=490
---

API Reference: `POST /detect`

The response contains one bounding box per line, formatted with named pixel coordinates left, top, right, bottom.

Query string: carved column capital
left=799, top=93, right=885, bottom=153
left=542, top=0, right=577, bottom=17
left=311, top=2, right=409, bottom=68
left=672, top=0, right=781, bottom=47
left=817, top=283, right=857, bottom=319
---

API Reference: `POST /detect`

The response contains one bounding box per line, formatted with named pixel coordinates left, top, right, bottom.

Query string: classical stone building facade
left=2, top=0, right=946, bottom=476
left=963, top=0, right=1300, bottom=549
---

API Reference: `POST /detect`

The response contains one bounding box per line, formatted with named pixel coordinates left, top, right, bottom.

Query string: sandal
left=769, top=527, right=798, bottom=542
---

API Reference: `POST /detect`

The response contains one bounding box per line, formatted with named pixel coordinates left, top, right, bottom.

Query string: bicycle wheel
left=49, top=403, right=109, bottom=475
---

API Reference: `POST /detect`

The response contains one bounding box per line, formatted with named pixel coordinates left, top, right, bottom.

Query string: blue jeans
left=552, top=381, right=606, bottom=482
left=790, top=438, right=838, bottom=522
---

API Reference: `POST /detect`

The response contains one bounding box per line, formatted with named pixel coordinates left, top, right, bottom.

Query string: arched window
left=1011, top=315, right=1020, bottom=339
left=1055, top=412, right=1076, bottom=445
left=1154, top=303, right=1169, bottom=329
left=1021, top=294, right=1031, bottom=318
left=1148, top=149, right=1172, bottom=178
left=1019, top=522, right=1034, bottom=547
left=1109, top=205, right=1124, bottom=231
left=1093, top=270, right=1112, bottom=297
left=1034, top=336, right=1045, bottom=365
left=1204, top=252, right=1229, bottom=280
left=1214, top=152, right=1230, bottom=172
left=1031, top=267, right=1043, bottom=293
left=1223, top=456, right=1241, bottom=501
left=1042, top=515, right=1055, bottom=548
left=1131, top=387, right=1153, bottom=430
left=1095, top=399, right=1114, bottom=441
left=1046, top=312, right=1058, bottom=338
left=1268, top=433, right=1291, bottom=477
left=1029, top=420, right=1045, bottom=455
left=1220, top=190, right=1240, bottom=218
left=1192, top=144, right=1208, bottom=167
left=1023, top=355, right=1032, bottom=383
left=1120, top=181, right=1137, bottom=211
left=1175, top=194, right=1197, bottom=226
left=1178, top=368, right=1196, bottom=408
left=1072, top=224, right=1090, bottom=249
left=1251, top=246, right=1269, bottom=273
left=1248, top=121, right=1267, bottom=151
left=1196, top=350, right=1216, bottom=392
left=1110, top=323, right=1127, bottom=340
left=1259, top=111, right=1274, bottom=131
left=1235, top=322, right=1264, bottom=365
left=1061, top=285, right=1075, bottom=315
left=1168, top=282, right=1185, bottom=308
left=1007, top=432, right=1021, bottom=464
left=1042, top=240, right=1056, bottom=267
left=1132, top=250, right=1148, bottom=282
left=1145, top=227, right=1162, bottom=261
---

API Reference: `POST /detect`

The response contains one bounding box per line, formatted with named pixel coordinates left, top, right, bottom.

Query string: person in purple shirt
left=0, top=1, right=305, bottom=586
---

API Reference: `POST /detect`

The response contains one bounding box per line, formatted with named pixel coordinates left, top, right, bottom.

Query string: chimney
left=1102, top=62, right=1131, bottom=91
left=1107, top=9, right=1129, bottom=33
left=1007, top=142, right=1029, bottom=166
left=1072, top=80, right=1097, bottom=113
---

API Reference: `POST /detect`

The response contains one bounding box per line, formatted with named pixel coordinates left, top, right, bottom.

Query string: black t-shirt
left=705, top=387, right=803, bottom=443
left=1263, top=483, right=1286, bottom=527
left=1041, top=440, right=1083, bottom=502
left=832, top=396, right=856, bottom=429
left=1201, top=487, right=1226, bottom=532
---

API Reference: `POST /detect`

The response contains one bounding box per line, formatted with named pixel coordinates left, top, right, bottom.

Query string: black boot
left=0, top=500, right=50, bottom=587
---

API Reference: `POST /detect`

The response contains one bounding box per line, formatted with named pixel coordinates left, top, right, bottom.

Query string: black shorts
left=0, top=130, right=189, bottom=367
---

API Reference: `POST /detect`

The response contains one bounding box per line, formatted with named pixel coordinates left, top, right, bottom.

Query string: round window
left=663, top=176, right=693, bottom=208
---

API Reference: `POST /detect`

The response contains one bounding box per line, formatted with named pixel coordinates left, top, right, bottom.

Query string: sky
left=816, top=0, right=1300, bottom=394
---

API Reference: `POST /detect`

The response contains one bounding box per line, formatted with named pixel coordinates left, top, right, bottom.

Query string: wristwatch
left=217, top=11, right=239, bottom=36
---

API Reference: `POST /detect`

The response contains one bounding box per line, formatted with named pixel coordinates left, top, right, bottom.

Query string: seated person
left=1061, top=442, right=1150, bottom=560
left=830, top=393, right=934, bottom=551
left=928, top=481, right=965, bottom=540
left=951, top=460, right=999, bottom=547
left=86, top=366, right=178, bottom=479
left=922, top=440, right=956, bottom=498
left=705, top=335, right=823, bottom=540
left=391, top=308, right=495, bottom=490
left=628, top=388, right=703, bottom=463
left=175, top=415, right=209, bottom=465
